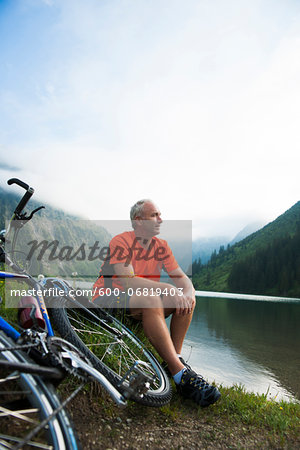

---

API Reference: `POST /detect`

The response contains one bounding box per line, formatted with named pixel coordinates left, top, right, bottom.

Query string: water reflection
left=181, top=297, right=300, bottom=402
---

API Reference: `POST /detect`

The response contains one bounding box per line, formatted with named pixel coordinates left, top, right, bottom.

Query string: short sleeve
left=108, top=234, right=131, bottom=265
left=160, top=240, right=179, bottom=273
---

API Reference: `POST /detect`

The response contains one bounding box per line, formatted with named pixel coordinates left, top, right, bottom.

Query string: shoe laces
left=185, top=371, right=211, bottom=391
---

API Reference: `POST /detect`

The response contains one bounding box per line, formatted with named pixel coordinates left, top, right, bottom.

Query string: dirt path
left=69, top=390, right=299, bottom=449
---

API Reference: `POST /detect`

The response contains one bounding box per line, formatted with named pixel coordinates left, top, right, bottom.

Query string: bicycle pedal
left=118, top=361, right=154, bottom=399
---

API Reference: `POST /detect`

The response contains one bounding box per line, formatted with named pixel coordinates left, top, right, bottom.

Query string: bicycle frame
left=0, top=315, right=21, bottom=340
left=0, top=268, right=128, bottom=407
left=0, top=180, right=131, bottom=408
left=0, top=270, right=55, bottom=337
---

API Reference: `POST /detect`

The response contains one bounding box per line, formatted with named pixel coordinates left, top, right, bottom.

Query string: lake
left=180, top=294, right=300, bottom=402
left=74, top=280, right=300, bottom=402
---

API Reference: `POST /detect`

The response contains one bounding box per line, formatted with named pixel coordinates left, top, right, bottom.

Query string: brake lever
left=12, top=206, right=45, bottom=223
left=27, top=206, right=45, bottom=220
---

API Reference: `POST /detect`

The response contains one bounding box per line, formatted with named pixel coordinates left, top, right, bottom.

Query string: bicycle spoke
left=50, top=302, right=172, bottom=405
left=0, top=434, right=53, bottom=449
left=0, top=332, right=81, bottom=449
left=0, top=374, right=21, bottom=384
left=76, top=312, right=160, bottom=387
left=0, top=405, right=38, bottom=422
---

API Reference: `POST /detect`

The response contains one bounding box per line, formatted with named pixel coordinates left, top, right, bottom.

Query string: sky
left=0, top=0, right=299, bottom=239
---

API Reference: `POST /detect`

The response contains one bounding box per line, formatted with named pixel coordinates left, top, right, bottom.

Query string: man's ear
left=134, top=216, right=143, bottom=227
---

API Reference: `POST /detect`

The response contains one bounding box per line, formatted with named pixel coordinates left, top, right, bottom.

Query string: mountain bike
left=1, top=179, right=171, bottom=412
left=0, top=178, right=161, bottom=449
left=0, top=329, right=80, bottom=449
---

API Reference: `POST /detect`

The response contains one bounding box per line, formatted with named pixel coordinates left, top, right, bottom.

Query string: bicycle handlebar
left=7, top=178, right=30, bottom=190
left=7, top=178, right=35, bottom=218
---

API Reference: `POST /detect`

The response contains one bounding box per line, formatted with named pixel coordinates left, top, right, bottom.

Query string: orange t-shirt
left=92, top=231, right=178, bottom=299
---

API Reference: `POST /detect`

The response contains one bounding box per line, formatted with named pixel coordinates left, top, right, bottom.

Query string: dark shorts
left=93, top=292, right=132, bottom=317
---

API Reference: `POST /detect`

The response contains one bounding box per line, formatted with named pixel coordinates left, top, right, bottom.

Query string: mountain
left=229, top=221, right=265, bottom=246
left=192, top=236, right=230, bottom=264
left=0, top=186, right=111, bottom=278
left=192, top=222, right=265, bottom=265
left=193, top=201, right=300, bottom=297
left=0, top=186, right=78, bottom=228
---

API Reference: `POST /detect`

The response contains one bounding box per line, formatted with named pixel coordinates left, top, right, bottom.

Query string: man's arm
left=168, top=266, right=194, bottom=292
left=114, top=263, right=195, bottom=315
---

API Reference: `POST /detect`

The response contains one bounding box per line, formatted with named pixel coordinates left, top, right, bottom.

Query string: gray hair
left=130, top=199, right=152, bottom=228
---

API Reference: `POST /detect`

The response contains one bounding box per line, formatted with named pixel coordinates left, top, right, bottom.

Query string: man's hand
left=174, top=288, right=195, bottom=316
left=167, top=267, right=196, bottom=316
left=160, top=284, right=195, bottom=315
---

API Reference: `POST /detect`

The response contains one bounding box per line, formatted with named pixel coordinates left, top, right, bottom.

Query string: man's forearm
left=172, top=274, right=194, bottom=295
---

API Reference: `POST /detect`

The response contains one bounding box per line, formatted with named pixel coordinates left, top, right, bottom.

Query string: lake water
left=180, top=294, right=300, bottom=402
left=74, top=280, right=300, bottom=402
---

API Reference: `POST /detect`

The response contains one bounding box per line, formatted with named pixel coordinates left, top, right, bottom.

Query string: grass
left=68, top=379, right=300, bottom=448
left=139, top=383, right=300, bottom=447
left=74, top=311, right=300, bottom=444
left=212, top=384, right=299, bottom=435
left=1, top=281, right=299, bottom=447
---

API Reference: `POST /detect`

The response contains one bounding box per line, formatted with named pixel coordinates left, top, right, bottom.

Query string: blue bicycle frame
left=0, top=270, right=55, bottom=340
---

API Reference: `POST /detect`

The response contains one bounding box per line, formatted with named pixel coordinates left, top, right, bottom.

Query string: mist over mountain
left=229, top=221, right=266, bottom=245
left=192, top=236, right=230, bottom=264
left=0, top=186, right=110, bottom=278
left=192, top=221, right=265, bottom=264
left=0, top=186, right=190, bottom=277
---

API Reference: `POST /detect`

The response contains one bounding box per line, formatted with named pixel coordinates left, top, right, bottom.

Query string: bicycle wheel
left=0, top=331, right=80, bottom=450
left=50, top=299, right=172, bottom=407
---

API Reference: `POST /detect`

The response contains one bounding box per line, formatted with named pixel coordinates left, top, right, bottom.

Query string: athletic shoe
left=178, top=356, right=192, bottom=371
left=176, top=369, right=221, bottom=407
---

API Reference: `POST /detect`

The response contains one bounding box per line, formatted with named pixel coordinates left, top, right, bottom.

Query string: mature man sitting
left=93, top=199, right=221, bottom=407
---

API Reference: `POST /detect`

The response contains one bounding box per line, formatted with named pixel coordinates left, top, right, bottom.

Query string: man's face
left=138, top=201, right=163, bottom=237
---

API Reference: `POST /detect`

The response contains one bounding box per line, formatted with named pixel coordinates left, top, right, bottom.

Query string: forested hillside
left=193, top=201, right=300, bottom=297
left=228, top=229, right=300, bottom=296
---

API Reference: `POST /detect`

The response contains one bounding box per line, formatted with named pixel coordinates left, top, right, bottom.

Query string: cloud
left=0, top=0, right=299, bottom=236
left=0, top=162, right=21, bottom=172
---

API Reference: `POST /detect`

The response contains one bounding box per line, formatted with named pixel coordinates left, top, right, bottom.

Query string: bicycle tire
left=0, top=331, right=80, bottom=450
left=50, top=298, right=172, bottom=407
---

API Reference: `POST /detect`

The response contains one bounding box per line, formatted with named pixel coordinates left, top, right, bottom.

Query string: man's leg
left=170, top=307, right=195, bottom=355
left=129, top=294, right=184, bottom=375
left=129, top=294, right=221, bottom=407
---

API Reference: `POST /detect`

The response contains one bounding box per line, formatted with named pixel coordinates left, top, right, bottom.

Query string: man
left=93, top=200, right=221, bottom=407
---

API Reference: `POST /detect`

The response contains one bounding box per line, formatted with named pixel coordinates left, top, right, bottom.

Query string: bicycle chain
left=0, top=330, right=93, bottom=381
left=0, top=343, right=37, bottom=352
left=46, top=336, right=92, bottom=381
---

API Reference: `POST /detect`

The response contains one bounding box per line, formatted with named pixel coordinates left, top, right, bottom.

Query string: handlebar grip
left=7, top=178, right=30, bottom=191
left=7, top=178, right=35, bottom=216
left=15, top=190, right=34, bottom=216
